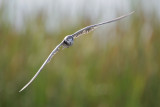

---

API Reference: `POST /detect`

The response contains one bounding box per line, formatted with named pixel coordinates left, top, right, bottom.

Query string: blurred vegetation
left=0, top=1, right=160, bottom=107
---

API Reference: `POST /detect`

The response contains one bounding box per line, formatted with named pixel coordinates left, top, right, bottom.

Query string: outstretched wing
left=72, top=11, right=134, bottom=38
left=19, top=41, right=64, bottom=92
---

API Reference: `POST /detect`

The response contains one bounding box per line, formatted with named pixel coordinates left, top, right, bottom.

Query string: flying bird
left=19, top=11, right=134, bottom=92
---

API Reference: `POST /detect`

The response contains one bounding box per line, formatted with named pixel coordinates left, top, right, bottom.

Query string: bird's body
left=63, top=35, right=74, bottom=48
left=19, top=11, right=134, bottom=92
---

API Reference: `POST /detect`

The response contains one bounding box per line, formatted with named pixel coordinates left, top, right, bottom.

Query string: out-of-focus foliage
left=0, top=1, right=160, bottom=107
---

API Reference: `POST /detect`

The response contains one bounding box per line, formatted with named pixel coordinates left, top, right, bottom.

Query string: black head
left=63, top=35, right=74, bottom=47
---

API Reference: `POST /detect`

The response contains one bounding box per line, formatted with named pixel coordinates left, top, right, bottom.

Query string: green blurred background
left=0, top=0, right=160, bottom=107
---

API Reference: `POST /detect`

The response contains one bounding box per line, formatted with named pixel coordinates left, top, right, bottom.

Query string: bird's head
left=63, top=35, right=74, bottom=47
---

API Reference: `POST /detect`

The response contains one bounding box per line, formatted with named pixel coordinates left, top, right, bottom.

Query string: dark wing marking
left=19, top=41, right=64, bottom=92
left=72, top=11, right=134, bottom=38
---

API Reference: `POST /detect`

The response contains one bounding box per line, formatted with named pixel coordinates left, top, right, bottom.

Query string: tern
left=19, top=11, right=134, bottom=92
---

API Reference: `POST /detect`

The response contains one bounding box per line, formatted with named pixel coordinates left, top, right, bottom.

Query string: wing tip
left=19, top=88, right=23, bottom=92
left=128, top=11, right=135, bottom=16
left=19, top=89, right=23, bottom=92
left=19, top=86, right=26, bottom=92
